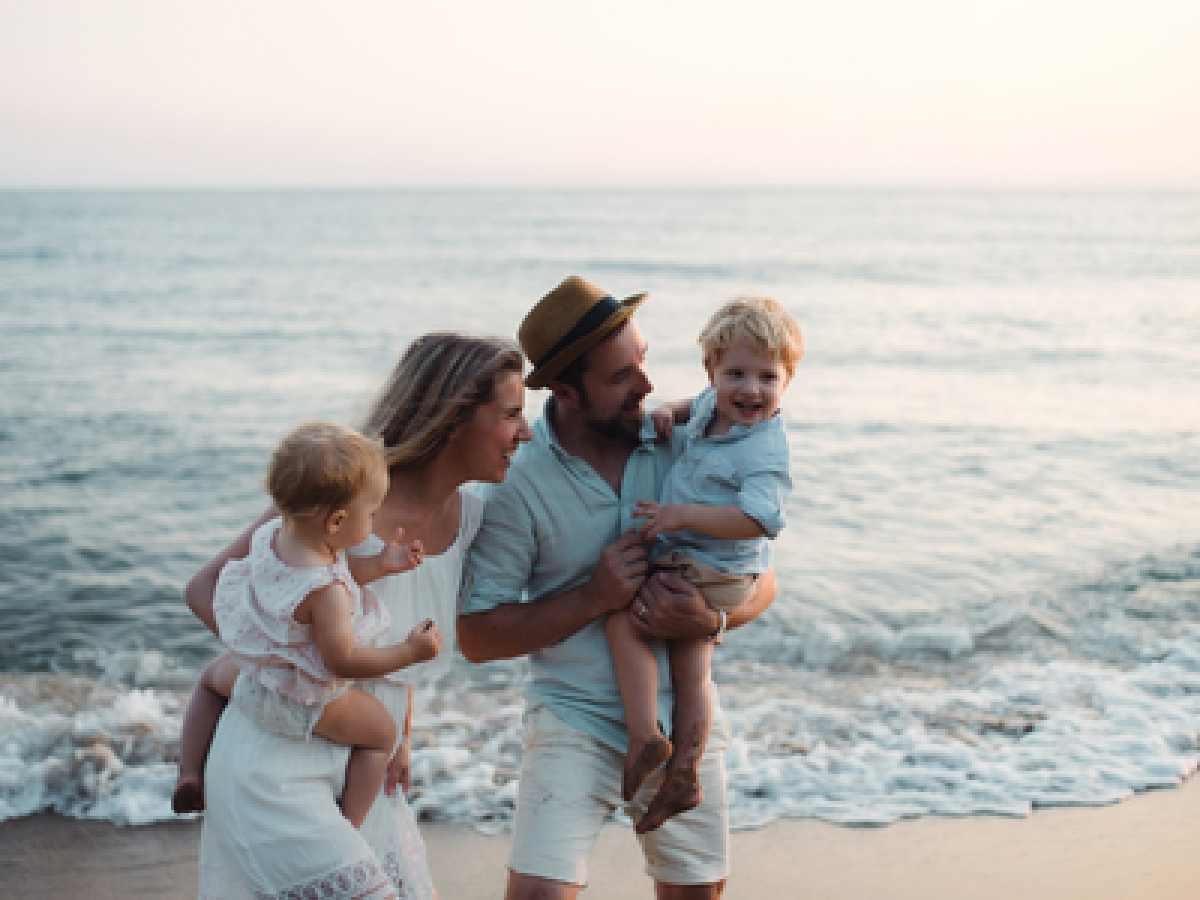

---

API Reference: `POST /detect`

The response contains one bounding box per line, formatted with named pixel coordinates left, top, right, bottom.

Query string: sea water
left=1, top=189, right=1198, bottom=830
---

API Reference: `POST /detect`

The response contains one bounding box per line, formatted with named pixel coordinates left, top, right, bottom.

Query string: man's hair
left=266, top=422, right=385, bottom=518
left=699, top=297, right=804, bottom=376
left=552, top=318, right=631, bottom=403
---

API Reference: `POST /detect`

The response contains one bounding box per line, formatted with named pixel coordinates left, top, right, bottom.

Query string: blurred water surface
left=1, top=189, right=1198, bottom=828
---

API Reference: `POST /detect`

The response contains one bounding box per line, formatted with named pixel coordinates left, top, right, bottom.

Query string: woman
left=185, top=333, right=530, bottom=900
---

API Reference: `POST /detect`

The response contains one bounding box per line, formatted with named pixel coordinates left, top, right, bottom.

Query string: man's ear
left=549, top=381, right=580, bottom=410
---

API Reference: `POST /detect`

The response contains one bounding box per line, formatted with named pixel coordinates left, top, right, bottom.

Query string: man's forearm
left=458, top=582, right=610, bottom=663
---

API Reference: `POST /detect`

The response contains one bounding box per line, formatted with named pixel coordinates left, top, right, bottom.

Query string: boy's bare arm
left=633, top=500, right=766, bottom=541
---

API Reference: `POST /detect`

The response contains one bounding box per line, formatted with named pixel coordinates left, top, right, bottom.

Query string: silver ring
left=639, top=602, right=649, bottom=617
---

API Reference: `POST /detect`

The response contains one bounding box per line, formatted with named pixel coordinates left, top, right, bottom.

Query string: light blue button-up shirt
left=656, top=385, right=792, bottom=575
left=461, top=399, right=686, bottom=753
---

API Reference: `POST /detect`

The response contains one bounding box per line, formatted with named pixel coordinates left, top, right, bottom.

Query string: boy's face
left=707, top=342, right=790, bottom=431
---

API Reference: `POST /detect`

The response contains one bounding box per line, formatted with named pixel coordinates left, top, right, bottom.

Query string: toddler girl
left=172, top=421, right=442, bottom=828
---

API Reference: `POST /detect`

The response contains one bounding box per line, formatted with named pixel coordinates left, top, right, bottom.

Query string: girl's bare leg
left=172, top=652, right=240, bottom=814
left=607, top=607, right=673, bottom=801
left=314, top=687, right=398, bottom=829
left=637, top=638, right=713, bottom=834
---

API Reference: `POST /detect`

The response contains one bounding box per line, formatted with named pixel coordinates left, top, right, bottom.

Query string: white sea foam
left=4, top=588, right=1200, bottom=833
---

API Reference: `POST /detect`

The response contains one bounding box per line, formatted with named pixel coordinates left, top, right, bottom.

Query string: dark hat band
left=534, top=295, right=622, bottom=369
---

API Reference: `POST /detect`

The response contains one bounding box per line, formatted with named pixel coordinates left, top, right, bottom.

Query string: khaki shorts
left=507, top=705, right=731, bottom=887
left=654, top=550, right=758, bottom=614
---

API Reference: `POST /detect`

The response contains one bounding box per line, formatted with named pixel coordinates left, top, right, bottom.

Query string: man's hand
left=385, top=740, right=411, bottom=797
left=590, top=529, right=651, bottom=612
left=378, top=528, right=424, bottom=577
left=629, top=571, right=719, bottom=641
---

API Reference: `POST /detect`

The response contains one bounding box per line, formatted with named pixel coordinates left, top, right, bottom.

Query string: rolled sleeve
left=461, top=479, right=536, bottom=615
left=736, top=467, right=791, bottom=538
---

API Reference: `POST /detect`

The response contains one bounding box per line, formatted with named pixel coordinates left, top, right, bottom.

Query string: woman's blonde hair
left=358, top=333, right=524, bottom=471
left=699, top=297, right=804, bottom=376
left=267, top=422, right=386, bottom=519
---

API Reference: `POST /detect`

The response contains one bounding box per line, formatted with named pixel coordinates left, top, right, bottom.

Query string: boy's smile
left=707, top=342, right=790, bottom=435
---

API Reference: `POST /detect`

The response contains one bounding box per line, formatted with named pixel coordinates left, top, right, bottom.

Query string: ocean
left=1, top=189, right=1198, bottom=831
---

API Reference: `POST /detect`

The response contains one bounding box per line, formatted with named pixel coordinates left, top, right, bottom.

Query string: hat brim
left=525, top=292, right=648, bottom=390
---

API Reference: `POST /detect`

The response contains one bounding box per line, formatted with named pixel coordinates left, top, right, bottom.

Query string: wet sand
left=4, top=778, right=1199, bottom=898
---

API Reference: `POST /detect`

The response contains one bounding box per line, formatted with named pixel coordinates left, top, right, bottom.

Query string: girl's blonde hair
left=699, top=297, right=804, bottom=376
left=267, top=422, right=385, bottom=519
left=358, top=332, right=524, bottom=471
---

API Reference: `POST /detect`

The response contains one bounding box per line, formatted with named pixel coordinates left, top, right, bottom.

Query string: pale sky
left=2, top=0, right=1198, bottom=187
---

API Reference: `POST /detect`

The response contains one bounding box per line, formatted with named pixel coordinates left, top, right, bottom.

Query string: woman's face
left=450, top=370, right=532, bottom=483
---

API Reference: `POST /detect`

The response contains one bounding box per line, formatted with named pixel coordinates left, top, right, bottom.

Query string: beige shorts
left=654, top=550, right=758, bottom=614
left=507, top=705, right=731, bottom=887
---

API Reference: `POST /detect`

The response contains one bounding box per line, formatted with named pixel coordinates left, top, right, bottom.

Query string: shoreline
left=3, top=778, right=1199, bottom=899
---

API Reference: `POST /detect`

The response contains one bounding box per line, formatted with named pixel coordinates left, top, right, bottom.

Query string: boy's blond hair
left=699, top=297, right=804, bottom=376
left=266, top=422, right=386, bottom=519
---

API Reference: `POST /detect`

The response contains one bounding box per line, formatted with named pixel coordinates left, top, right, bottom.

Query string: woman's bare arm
left=184, top=506, right=278, bottom=635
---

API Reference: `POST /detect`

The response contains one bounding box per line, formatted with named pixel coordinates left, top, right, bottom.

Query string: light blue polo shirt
left=656, top=385, right=792, bottom=575
left=461, top=399, right=687, bottom=753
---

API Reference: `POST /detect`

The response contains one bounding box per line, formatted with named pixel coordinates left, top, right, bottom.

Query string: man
left=458, top=276, right=777, bottom=899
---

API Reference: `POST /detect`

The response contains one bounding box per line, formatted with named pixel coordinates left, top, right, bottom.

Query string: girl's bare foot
left=171, top=775, right=205, bottom=814
left=635, top=768, right=702, bottom=834
left=622, top=733, right=673, bottom=801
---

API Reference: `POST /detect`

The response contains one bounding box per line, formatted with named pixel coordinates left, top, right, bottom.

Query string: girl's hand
left=632, top=500, right=684, bottom=539
left=649, top=406, right=675, bottom=442
left=405, top=619, right=443, bottom=664
left=378, top=528, right=424, bottom=577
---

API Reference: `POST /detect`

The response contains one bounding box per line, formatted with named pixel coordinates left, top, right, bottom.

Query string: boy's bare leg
left=637, top=639, right=712, bottom=834
left=172, top=652, right=240, bottom=814
left=313, top=686, right=398, bottom=829
left=607, top=607, right=673, bottom=801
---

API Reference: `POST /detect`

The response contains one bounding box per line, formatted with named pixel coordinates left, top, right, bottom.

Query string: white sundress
left=199, top=489, right=485, bottom=900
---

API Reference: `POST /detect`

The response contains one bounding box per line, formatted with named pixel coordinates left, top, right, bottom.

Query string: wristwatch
left=706, top=608, right=727, bottom=645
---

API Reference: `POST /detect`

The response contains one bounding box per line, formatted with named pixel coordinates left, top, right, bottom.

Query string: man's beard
left=580, top=392, right=644, bottom=443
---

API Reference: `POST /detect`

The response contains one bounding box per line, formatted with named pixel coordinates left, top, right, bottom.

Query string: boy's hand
left=632, top=501, right=685, bottom=539
left=404, top=618, right=442, bottom=663
left=378, top=528, right=424, bottom=577
left=649, top=406, right=675, bottom=443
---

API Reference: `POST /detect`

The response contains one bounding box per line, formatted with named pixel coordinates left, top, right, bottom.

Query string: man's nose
left=635, top=366, right=653, bottom=395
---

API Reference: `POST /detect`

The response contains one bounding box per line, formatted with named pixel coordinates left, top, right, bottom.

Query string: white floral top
left=213, top=517, right=391, bottom=705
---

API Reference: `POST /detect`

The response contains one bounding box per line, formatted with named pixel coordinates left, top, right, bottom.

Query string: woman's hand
left=385, top=739, right=411, bottom=797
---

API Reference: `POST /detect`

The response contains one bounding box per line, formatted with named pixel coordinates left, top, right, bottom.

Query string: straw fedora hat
left=519, top=276, right=648, bottom=389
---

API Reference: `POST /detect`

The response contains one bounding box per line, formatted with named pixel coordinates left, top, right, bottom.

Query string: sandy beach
left=4, top=777, right=1199, bottom=899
